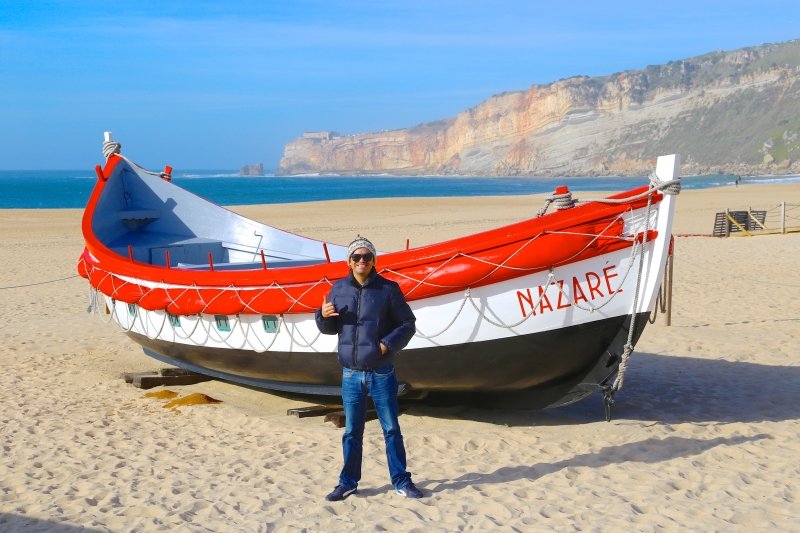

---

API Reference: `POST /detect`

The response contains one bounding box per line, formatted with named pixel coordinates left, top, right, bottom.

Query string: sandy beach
left=1, top=183, right=799, bottom=531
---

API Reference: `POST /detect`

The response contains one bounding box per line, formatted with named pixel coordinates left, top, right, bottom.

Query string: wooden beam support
left=123, top=368, right=213, bottom=389
left=286, top=405, right=343, bottom=418
left=324, top=409, right=378, bottom=428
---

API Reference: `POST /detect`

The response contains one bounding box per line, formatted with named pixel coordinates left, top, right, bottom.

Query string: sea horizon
left=1, top=169, right=799, bottom=209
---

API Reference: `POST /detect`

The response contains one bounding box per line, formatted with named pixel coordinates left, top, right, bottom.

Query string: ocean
left=1, top=169, right=798, bottom=209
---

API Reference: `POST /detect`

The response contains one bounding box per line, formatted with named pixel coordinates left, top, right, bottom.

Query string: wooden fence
left=713, top=202, right=800, bottom=237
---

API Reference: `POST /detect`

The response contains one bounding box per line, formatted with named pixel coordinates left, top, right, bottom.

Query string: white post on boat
left=653, top=155, right=679, bottom=328
left=102, top=131, right=121, bottom=159
left=655, top=154, right=681, bottom=182
left=781, top=201, right=786, bottom=234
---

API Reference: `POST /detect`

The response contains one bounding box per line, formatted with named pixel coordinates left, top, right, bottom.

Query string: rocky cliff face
left=279, top=40, right=800, bottom=176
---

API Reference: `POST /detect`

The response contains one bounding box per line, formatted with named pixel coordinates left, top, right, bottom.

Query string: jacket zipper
left=354, top=283, right=362, bottom=369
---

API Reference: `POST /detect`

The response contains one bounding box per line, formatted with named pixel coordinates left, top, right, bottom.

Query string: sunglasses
left=350, top=252, right=374, bottom=263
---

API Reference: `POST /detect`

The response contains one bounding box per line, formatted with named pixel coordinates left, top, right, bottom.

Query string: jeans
left=339, top=365, right=412, bottom=490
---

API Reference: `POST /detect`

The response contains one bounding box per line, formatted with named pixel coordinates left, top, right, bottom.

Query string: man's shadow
left=0, top=515, right=104, bottom=533
left=425, top=433, right=770, bottom=492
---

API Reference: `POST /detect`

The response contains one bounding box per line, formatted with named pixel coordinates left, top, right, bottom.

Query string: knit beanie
left=347, top=236, right=377, bottom=259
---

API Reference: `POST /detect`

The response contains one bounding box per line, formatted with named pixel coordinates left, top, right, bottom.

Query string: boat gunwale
left=81, top=155, right=664, bottom=289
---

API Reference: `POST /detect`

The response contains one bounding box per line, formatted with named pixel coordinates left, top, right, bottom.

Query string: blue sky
left=1, top=1, right=798, bottom=170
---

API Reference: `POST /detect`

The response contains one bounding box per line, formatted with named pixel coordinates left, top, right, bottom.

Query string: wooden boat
left=78, top=133, right=681, bottom=408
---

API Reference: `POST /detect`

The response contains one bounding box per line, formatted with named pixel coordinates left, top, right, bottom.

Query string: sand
left=1, top=183, right=799, bottom=531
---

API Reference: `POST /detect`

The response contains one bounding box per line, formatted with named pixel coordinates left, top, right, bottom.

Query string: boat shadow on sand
left=391, top=351, right=789, bottom=496
left=409, top=352, right=800, bottom=427
left=414, top=433, right=772, bottom=495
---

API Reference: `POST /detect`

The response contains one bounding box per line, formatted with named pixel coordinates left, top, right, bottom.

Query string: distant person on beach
left=316, top=236, right=422, bottom=501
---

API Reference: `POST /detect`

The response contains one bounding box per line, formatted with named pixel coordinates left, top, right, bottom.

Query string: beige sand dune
left=1, top=182, right=798, bottom=531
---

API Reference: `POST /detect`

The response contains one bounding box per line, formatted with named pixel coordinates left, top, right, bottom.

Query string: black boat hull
left=128, top=312, right=649, bottom=409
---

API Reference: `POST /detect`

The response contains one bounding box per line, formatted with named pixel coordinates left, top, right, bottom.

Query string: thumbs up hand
left=321, top=295, right=339, bottom=318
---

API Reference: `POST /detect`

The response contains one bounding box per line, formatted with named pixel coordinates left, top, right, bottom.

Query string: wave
left=177, top=173, right=241, bottom=179
left=177, top=173, right=277, bottom=179
left=744, top=175, right=800, bottom=185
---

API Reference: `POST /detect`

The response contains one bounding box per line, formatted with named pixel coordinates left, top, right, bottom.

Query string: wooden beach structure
left=713, top=202, right=800, bottom=237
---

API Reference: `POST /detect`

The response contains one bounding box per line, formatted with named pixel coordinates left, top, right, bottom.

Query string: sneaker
left=326, top=484, right=357, bottom=501
left=396, top=482, right=423, bottom=498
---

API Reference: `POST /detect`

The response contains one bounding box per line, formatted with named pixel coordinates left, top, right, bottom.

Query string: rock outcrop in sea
left=279, top=40, right=800, bottom=176
left=239, top=163, right=264, bottom=176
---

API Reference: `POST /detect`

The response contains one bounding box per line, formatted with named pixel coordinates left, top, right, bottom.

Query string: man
left=316, top=236, right=423, bottom=501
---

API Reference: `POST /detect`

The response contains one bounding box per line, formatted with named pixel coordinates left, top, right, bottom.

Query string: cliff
left=279, top=40, right=800, bottom=176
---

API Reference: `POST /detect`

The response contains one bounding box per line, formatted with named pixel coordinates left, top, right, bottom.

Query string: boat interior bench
left=110, top=234, right=225, bottom=266
left=110, top=232, right=328, bottom=269
left=176, top=258, right=327, bottom=271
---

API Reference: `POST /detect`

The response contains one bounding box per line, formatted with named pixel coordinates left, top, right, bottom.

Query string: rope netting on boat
left=80, top=194, right=672, bottom=318
left=83, top=173, right=680, bottom=321
left=87, top=238, right=639, bottom=354
left=83, top=149, right=681, bottom=400
left=80, top=222, right=630, bottom=318
left=85, top=204, right=655, bottom=352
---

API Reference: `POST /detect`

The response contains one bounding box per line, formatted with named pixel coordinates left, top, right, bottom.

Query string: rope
left=118, top=154, right=174, bottom=179
left=102, top=140, right=121, bottom=159
left=465, top=279, right=551, bottom=329
left=582, top=174, right=682, bottom=205
left=537, top=190, right=577, bottom=217
left=385, top=219, right=621, bottom=299
left=647, top=289, right=667, bottom=324
left=140, top=304, right=169, bottom=341
left=91, top=296, right=320, bottom=353
left=1, top=274, right=79, bottom=290
left=202, top=312, right=241, bottom=345
left=81, top=170, right=670, bottom=318
left=553, top=240, right=642, bottom=315
left=413, top=291, right=471, bottom=339
left=414, top=234, right=644, bottom=336
left=84, top=208, right=644, bottom=345
left=87, top=229, right=651, bottom=362
left=535, top=172, right=679, bottom=217
left=415, top=273, right=557, bottom=339
left=651, top=174, right=682, bottom=196
left=87, top=287, right=114, bottom=323
left=243, top=318, right=282, bottom=353
left=170, top=312, right=204, bottom=341
left=286, top=320, right=324, bottom=348
left=610, top=179, right=658, bottom=393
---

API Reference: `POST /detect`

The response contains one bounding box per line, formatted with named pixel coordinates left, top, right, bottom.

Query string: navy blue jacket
left=315, top=269, right=416, bottom=370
